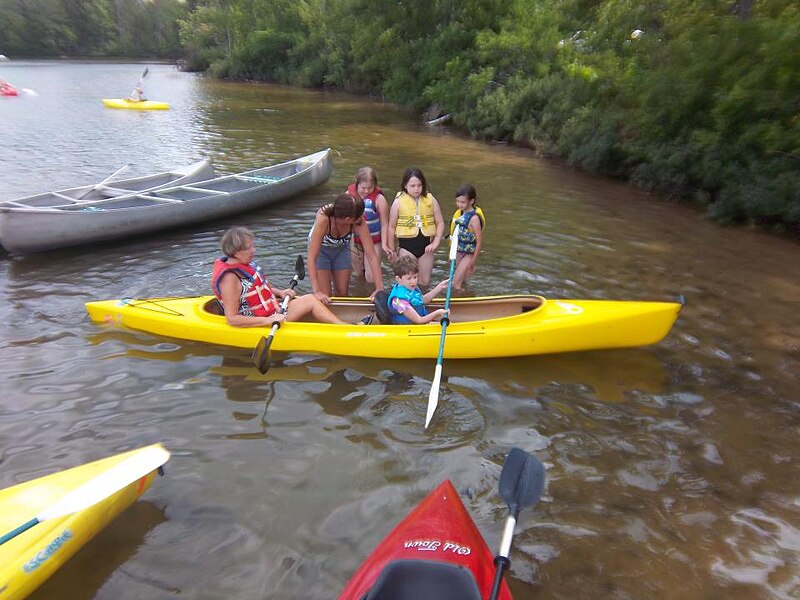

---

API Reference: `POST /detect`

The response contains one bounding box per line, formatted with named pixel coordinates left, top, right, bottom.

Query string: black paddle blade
left=499, top=448, right=545, bottom=516
left=252, top=335, right=273, bottom=374
left=294, top=255, right=305, bottom=280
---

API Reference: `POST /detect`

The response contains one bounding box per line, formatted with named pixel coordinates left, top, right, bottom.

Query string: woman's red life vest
left=211, top=257, right=280, bottom=317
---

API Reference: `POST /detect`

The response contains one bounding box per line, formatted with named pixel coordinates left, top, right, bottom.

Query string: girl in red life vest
left=348, top=167, right=389, bottom=286
left=212, top=226, right=349, bottom=327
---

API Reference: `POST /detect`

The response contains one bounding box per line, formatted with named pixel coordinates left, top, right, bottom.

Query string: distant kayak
left=102, top=98, right=170, bottom=110
left=0, top=84, right=18, bottom=97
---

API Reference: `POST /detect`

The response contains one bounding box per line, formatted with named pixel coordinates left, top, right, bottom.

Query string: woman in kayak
left=385, top=168, right=445, bottom=289
left=212, top=226, right=350, bottom=327
left=308, top=193, right=384, bottom=303
left=451, top=184, right=485, bottom=291
left=347, top=167, right=389, bottom=286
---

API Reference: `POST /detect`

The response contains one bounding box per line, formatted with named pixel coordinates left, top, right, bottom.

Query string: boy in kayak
left=386, top=256, right=449, bottom=324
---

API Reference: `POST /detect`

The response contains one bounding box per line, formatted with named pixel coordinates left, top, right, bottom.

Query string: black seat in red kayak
left=363, top=560, right=481, bottom=600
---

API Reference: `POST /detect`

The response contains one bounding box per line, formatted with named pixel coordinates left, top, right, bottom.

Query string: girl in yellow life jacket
left=450, top=184, right=485, bottom=291
left=385, top=167, right=445, bottom=289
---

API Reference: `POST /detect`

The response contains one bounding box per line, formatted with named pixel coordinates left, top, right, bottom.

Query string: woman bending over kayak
left=212, top=226, right=349, bottom=327
left=385, top=168, right=445, bottom=289
left=308, top=193, right=384, bottom=304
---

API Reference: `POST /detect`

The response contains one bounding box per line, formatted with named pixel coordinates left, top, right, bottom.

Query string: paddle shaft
left=266, top=277, right=298, bottom=340
left=0, top=519, right=37, bottom=545
left=425, top=224, right=460, bottom=428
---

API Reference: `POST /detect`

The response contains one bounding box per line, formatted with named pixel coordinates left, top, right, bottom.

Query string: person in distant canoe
left=386, top=256, right=449, bottom=324
left=129, top=85, right=146, bottom=102
left=212, top=226, right=350, bottom=327
left=385, top=167, right=445, bottom=289
left=450, top=184, right=485, bottom=291
left=307, top=193, right=384, bottom=303
left=347, top=166, right=389, bottom=286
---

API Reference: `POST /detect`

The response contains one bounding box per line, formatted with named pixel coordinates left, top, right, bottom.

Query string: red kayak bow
left=338, top=480, right=513, bottom=600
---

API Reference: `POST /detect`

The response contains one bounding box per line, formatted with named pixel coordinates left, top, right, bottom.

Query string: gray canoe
left=0, top=149, right=332, bottom=254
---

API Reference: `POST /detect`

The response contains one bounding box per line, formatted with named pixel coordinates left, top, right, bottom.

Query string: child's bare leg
left=417, top=251, right=434, bottom=288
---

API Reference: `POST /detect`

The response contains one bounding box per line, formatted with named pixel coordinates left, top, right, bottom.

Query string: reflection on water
left=1, top=61, right=799, bottom=600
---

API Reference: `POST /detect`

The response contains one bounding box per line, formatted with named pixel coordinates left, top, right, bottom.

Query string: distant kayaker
left=386, top=256, right=449, bottom=324
left=450, top=184, right=485, bottom=291
left=212, top=226, right=351, bottom=327
left=129, top=85, right=146, bottom=102
left=385, top=167, right=445, bottom=290
left=347, top=166, right=389, bottom=286
left=308, top=193, right=384, bottom=304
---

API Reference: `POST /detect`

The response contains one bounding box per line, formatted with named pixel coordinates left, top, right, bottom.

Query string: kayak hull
left=339, top=480, right=512, bottom=600
left=85, top=293, right=682, bottom=359
left=0, top=445, right=166, bottom=600
left=102, top=98, right=170, bottom=110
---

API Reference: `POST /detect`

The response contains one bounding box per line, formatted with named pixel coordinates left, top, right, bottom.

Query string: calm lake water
left=1, top=61, right=799, bottom=599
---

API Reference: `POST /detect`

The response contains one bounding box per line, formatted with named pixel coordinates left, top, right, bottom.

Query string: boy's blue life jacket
left=387, top=282, right=427, bottom=324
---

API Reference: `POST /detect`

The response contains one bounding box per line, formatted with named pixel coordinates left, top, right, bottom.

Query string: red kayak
left=339, top=480, right=514, bottom=600
left=0, top=86, right=18, bottom=97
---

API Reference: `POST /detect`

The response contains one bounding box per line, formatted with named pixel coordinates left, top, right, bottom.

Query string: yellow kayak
left=0, top=444, right=169, bottom=600
left=101, top=98, right=170, bottom=110
left=85, top=294, right=682, bottom=359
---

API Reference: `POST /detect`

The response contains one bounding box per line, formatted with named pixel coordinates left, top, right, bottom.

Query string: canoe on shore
left=85, top=293, right=682, bottom=359
left=102, top=98, right=170, bottom=110
left=0, top=149, right=331, bottom=254
left=0, top=444, right=169, bottom=600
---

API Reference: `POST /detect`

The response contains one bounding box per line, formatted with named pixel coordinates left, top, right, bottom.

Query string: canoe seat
left=373, top=290, right=393, bottom=325
left=363, top=559, right=481, bottom=600
left=204, top=298, right=225, bottom=316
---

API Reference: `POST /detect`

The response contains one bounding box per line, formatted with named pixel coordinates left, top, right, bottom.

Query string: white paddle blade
left=38, top=444, right=170, bottom=522
left=449, top=224, right=460, bottom=260
left=426, top=364, right=444, bottom=428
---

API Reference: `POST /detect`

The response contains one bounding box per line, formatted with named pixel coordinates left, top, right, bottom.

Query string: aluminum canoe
left=0, top=149, right=332, bottom=254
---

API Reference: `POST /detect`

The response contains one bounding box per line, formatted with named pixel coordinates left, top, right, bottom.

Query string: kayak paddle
left=252, top=255, right=305, bottom=374
left=488, top=447, right=546, bottom=600
left=0, top=443, right=170, bottom=546
left=425, top=223, right=459, bottom=428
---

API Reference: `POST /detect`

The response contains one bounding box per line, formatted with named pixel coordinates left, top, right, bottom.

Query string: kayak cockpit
left=201, top=294, right=545, bottom=324
left=362, top=559, right=481, bottom=600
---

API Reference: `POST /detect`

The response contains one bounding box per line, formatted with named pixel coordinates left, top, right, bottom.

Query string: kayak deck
left=338, top=480, right=512, bottom=600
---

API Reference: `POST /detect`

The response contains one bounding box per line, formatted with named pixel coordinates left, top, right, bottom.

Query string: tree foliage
left=0, top=0, right=186, bottom=57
